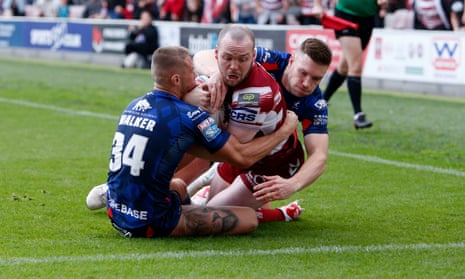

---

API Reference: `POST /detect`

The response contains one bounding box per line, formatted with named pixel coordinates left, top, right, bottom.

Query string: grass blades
left=1, top=57, right=464, bottom=278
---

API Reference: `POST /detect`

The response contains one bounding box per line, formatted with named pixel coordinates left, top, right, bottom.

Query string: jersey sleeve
left=255, top=47, right=290, bottom=82
left=184, top=107, right=231, bottom=154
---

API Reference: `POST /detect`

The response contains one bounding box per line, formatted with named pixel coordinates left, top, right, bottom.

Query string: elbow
left=229, top=153, right=256, bottom=169
left=318, top=154, right=328, bottom=173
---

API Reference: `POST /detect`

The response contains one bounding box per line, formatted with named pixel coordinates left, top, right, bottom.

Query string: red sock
left=256, top=208, right=285, bottom=223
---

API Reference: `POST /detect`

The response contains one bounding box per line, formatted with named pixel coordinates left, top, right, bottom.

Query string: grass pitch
left=0, top=57, right=464, bottom=278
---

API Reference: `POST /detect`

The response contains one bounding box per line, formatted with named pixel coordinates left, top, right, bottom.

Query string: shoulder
left=255, top=47, right=290, bottom=74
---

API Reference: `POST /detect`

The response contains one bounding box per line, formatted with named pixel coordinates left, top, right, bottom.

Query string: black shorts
left=110, top=190, right=182, bottom=238
left=334, top=9, right=375, bottom=50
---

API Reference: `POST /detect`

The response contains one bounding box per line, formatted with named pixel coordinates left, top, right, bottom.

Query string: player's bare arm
left=188, top=110, right=298, bottom=168
left=253, top=133, right=328, bottom=201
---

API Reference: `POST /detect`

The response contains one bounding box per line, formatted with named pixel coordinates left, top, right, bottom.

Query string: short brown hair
left=151, top=46, right=190, bottom=85
left=298, top=38, right=332, bottom=66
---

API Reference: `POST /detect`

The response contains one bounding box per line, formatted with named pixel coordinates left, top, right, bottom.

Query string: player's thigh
left=208, top=172, right=232, bottom=200
left=170, top=205, right=258, bottom=236
left=207, top=176, right=261, bottom=208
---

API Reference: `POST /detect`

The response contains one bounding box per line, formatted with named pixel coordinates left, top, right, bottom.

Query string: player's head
left=151, top=46, right=197, bottom=98
left=215, top=24, right=256, bottom=88
left=284, top=38, right=332, bottom=97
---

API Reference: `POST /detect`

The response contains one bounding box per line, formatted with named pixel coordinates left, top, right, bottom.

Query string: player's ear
left=288, top=53, right=296, bottom=65
left=171, top=73, right=181, bottom=85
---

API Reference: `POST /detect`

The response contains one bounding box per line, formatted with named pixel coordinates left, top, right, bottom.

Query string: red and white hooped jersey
left=225, top=62, right=289, bottom=155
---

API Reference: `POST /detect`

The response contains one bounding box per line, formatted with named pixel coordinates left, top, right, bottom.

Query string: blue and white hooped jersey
left=255, top=47, right=328, bottom=135
left=106, top=90, right=230, bottom=230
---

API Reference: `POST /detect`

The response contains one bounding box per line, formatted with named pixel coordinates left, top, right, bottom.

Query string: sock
left=347, top=76, right=362, bottom=114
left=256, top=208, right=285, bottom=223
left=323, top=70, right=346, bottom=101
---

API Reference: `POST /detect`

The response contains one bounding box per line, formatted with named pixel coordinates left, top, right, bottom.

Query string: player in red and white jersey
left=201, top=24, right=304, bottom=218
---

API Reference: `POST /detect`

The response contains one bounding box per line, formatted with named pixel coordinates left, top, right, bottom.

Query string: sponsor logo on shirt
left=314, top=99, right=327, bottom=110
left=132, top=99, right=152, bottom=112
left=313, top=114, right=328, bottom=126
left=198, top=117, right=221, bottom=142
left=230, top=107, right=258, bottom=122
left=237, top=92, right=260, bottom=107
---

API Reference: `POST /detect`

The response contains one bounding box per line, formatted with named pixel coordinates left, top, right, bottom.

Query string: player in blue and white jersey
left=105, top=46, right=298, bottom=238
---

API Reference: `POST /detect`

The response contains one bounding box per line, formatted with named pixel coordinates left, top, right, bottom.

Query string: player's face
left=216, top=36, right=255, bottom=88
left=286, top=54, right=328, bottom=97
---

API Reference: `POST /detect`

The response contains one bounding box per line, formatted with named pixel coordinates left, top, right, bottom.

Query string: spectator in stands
left=2, top=0, right=26, bottom=16
left=159, top=0, right=185, bottom=21
left=314, top=0, right=388, bottom=129
left=82, top=0, right=105, bottom=18
left=133, top=0, right=157, bottom=19
left=122, top=10, right=159, bottom=69
left=384, top=0, right=414, bottom=29
left=411, top=0, right=462, bottom=31
left=254, top=0, right=290, bottom=25
left=183, top=0, right=203, bottom=22
left=57, top=0, right=70, bottom=17
left=230, top=0, right=257, bottom=24
left=106, top=0, right=126, bottom=18
left=462, top=2, right=465, bottom=29
left=36, top=0, right=59, bottom=17
left=201, top=0, right=232, bottom=23
left=296, top=0, right=321, bottom=25
left=450, top=0, right=465, bottom=30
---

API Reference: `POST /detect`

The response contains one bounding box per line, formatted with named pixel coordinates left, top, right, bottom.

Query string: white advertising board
left=363, top=29, right=465, bottom=85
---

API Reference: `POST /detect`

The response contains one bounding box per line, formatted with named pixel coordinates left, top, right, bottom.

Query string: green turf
left=1, top=57, right=464, bottom=278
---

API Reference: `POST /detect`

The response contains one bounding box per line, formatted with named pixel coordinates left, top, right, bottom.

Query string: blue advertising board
left=23, top=21, right=93, bottom=52
left=0, top=21, right=23, bottom=48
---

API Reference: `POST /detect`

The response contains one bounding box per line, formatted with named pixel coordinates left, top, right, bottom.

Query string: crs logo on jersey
left=230, top=107, right=257, bottom=122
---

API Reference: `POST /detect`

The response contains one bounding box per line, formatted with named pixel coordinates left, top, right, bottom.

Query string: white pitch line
left=330, top=150, right=465, bottom=177
left=1, top=97, right=464, bottom=178
left=0, top=97, right=118, bottom=120
left=0, top=242, right=464, bottom=266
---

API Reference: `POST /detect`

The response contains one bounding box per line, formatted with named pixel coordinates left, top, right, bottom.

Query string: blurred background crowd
left=1, top=0, right=464, bottom=31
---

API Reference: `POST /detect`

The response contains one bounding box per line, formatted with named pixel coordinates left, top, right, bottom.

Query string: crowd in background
left=1, top=0, right=464, bottom=31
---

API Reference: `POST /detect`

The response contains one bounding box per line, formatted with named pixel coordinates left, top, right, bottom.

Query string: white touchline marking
left=0, top=97, right=118, bottom=120
left=0, top=242, right=464, bottom=266
left=330, top=150, right=465, bottom=177
left=1, top=97, right=463, bottom=178
left=1, top=99, right=463, bottom=266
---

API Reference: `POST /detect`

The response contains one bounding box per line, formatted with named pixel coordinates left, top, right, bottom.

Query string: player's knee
left=170, top=178, right=187, bottom=201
